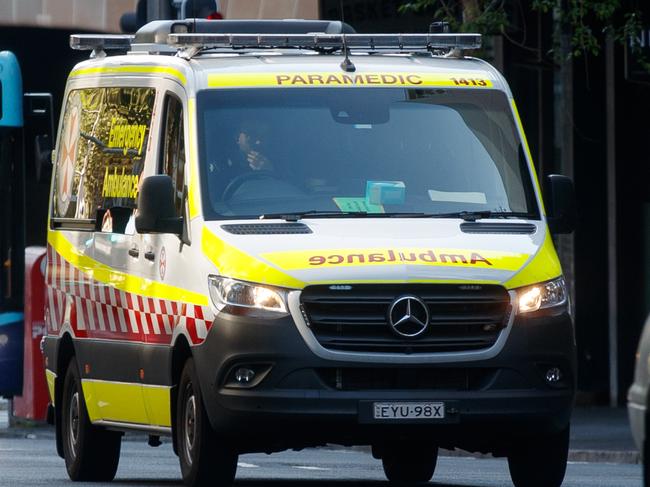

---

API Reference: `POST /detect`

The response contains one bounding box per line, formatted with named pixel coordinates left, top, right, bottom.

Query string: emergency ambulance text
left=307, top=249, right=492, bottom=266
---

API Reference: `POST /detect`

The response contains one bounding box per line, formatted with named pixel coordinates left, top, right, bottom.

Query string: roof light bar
left=70, top=34, right=134, bottom=51
left=167, top=33, right=482, bottom=52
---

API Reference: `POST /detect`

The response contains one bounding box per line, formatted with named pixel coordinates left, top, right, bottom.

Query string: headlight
left=516, top=277, right=568, bottom=314
left=208, top=275, right=288, bottom=315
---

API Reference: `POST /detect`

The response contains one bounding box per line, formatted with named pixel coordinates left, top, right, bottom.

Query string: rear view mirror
left=136, top=175, right=183, bottom=235
left=545, top=174, right=577, bottom=234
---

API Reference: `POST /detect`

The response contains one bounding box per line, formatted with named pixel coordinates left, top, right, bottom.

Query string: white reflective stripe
left=106, top=303, right=117, bottom=332
left=95, top=301, right=106, bottom=331
left=141, top=312, right=150, bottom=335
left=47, top=288, right=58, bottom=331
left=75, top=297, right=86, bottom=330
left=161, top=311, right=172, bottom=335
left=196, top=319, right=208, bottom=340
left=148, top=299, right=161, bottom=335
left=116, top=306, right=128, bottom=333
left=127, top=309, right=138, bottom=334
left=185, top=305, right=195, bottom=318
left=58, top=254, right=65, bottom=294
left=78, top=268, right=86, bottom=299
left=85, top=299, right=95, bottom=330
left=58, top=292, right=65, bottom=328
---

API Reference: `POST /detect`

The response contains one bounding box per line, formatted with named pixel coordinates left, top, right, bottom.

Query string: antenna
left=338, top=0, right=355, bottom=72
left=193, top=0, right=196, bottom=34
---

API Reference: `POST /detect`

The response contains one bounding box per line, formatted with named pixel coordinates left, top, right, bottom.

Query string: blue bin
left=0, top=312, right=24, bottom=398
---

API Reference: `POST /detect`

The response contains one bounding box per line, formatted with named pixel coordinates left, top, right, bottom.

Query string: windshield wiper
left=258, top=210, right=531, bottom=222
left=259, top=210, right=370, bottom=221
left=415, top=211, right=531, bottom=221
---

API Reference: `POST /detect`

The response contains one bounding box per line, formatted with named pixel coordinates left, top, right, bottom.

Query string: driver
left=208, top=120, right=275, bottom=202
left=228, top=120, right=274, bottom=172
left=237, top=122, right=272, bottom=171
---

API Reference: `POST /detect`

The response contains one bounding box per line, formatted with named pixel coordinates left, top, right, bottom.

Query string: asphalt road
left=0, top=436, right=642, bottom=487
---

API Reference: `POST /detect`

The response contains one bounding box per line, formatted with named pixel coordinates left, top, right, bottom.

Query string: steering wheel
left=222, top=170, right=277, bottom=201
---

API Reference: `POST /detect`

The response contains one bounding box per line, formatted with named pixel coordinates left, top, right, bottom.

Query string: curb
left=566, top=449, right=640, bottom=465
left=331, top=444, right=641, bottom=465
left=438, top=447, right=640, bottom=465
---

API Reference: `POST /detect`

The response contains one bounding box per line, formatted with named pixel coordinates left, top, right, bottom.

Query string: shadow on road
left=111, top=480, right=478, bottom=487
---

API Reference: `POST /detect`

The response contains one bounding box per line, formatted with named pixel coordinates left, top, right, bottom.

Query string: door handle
left=144, top=250, right=155, bottom=262
left=128, top=247, right=139, bottom=258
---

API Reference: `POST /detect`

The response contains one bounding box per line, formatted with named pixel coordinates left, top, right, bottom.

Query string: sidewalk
left=567, top=407, right=639, bottom=464
left=0, top=403, right=640, bottom=464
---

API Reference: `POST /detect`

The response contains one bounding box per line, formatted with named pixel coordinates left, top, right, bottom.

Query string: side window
left=160, top=94, right=185, bottom=217
left=53, top=87, right=155, bottom=231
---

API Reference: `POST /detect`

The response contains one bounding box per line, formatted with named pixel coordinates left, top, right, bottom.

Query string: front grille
left=300, top=284, right=511, bottom=354
left=317, top=367, right=496, bottom=391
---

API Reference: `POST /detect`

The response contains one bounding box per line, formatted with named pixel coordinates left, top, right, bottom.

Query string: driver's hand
left=246, top=150, right=271, bottom=171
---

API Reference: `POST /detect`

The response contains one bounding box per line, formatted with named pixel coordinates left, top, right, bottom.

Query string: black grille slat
left=317, top=367, right=496, bottom=391
left=300, top=284, right=510, bottom=354
left=317, top=334, right=499, bottom=345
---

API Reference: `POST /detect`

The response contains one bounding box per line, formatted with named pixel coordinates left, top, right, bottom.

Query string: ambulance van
left=43, top=19, right=577, bottom=487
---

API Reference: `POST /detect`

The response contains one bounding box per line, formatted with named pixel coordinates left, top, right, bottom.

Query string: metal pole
left=605, top=36, right=618, bottom=407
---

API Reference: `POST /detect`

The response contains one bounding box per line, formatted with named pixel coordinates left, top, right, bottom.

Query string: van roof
left=68, top=52, right=508, bottom=95
left=67, top=20, right=509, bottom=96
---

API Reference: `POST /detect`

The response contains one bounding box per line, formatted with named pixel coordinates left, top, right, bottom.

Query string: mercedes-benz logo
left=388, top=295, right=430, bottom=338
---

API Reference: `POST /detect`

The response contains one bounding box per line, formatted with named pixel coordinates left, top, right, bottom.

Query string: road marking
left=237, top=462, right=259, bottom=468
left=292, top=466, right=330, bottom=471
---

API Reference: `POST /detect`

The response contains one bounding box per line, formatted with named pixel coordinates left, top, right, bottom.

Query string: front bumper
left=192, top=302, right=576, bottom=454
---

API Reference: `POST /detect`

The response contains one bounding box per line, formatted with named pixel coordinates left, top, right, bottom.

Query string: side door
left=138, top=85, right=190, bottom=429
left=79, top=85, right=156, bottom=425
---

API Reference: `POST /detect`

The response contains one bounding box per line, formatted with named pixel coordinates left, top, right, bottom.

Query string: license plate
left=373, top=402, right=445, bottom=420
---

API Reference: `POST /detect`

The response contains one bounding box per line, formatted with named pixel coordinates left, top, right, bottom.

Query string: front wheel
left=61, top=357, right=122, bottom=481
left=177, top=358, right=238, bottom=487
left=507, top=426, right=570, bottom=487
left=381, top=444, right=438, bottom=484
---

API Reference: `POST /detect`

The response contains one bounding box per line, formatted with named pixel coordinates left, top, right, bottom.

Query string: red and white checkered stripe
left=45, top=245, right=212, bottom=345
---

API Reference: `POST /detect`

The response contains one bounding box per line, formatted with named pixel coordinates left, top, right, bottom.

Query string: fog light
left=223, top=363, right=273, bottom=389
left=235, top=368, right=256, bottom=384
left=545, top=367, right=562, bottom=383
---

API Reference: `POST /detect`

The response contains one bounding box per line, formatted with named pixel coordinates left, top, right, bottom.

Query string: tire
left=61, top=357, right=122, bottom=481
left=507, top=426, right=570, bottom=487
left=177, top=358, right=238, bottom=487
left=381, top=444, right=438, bottom=484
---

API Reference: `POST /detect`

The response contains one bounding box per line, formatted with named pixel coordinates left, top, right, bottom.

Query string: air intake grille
left=460, top=222, right=537, bottom=234
left=221, top=223, right=312, bottom=235
left=300, top=284, right=511, bottom=354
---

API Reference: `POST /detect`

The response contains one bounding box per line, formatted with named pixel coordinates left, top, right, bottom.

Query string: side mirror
left=135, top=175, right=183, bottom=235
left=545, top=174, right=577, bottom=234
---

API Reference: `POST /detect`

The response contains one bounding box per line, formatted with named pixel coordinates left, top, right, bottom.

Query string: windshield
left=197, top=87, right=539, bottom=220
